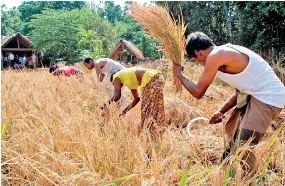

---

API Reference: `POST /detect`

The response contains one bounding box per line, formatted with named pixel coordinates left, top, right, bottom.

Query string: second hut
left=108, top=40, right=144, bottom=64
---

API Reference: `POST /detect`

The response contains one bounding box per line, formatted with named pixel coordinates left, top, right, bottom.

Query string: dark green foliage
left=1, top=5, right=22, bottom=35
left=2, top=1, right=284, bottom=62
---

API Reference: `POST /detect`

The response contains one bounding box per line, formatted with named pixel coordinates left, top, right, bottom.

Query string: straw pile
left=129, top=3, right=188, bottom=91
left=165, top=97, right=202, bottom=127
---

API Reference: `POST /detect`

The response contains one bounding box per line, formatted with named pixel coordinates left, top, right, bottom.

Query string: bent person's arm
left=52, top=69, right=60, bottom=76
left=209, top=89, right=239, bottom=124
left=94, top=62, right=104, bottom=82
left=174, top=59, right=220, bottom=99
left=218, top=89, right=239, bottom=114
left=111, top=78, right=122, bottom=102
left=75, top=69, right=83, bottom=75
left=101, top=78, right=121, bottom=110
left=121, top=89, right=140, bottom=116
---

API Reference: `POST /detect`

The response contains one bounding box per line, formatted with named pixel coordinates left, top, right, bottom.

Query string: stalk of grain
left=129, top=3, right=188, bottom=91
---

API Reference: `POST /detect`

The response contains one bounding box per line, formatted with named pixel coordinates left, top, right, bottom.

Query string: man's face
left=83, top=60, right=94, bottom=70
left=191, top=50, right=207, bottom=66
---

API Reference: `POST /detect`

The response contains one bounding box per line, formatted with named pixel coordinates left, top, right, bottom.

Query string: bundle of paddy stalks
left=129, top=3, right=188, bottom=92
left=187, top=118, right=225, bottom=164
left=188, top=134, right=224, bottom=164
left=164, top=97, right=202, bottom=127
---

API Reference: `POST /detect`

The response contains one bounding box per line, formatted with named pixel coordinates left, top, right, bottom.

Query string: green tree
left=98, top=2, right=160, bottom=59
left=98, top=1, right=125, bottom=24
left=234, top=2, right=285, bottom=52
left=18, top=1, right=86, bottom=34
left=139, top=34, right=160, bottom=59
left=118, top=20, right=160, bottom=59
left=28, top=8, right=115, bottom=62
left=50, top=1, right=87, bottom=11
left=156, top=1, right=229, bottom=45
left=1, top=5, right=22, bottom=35
left=156, top=1, right=285, bottom=56
left=78, top=28, right=103, bottom=59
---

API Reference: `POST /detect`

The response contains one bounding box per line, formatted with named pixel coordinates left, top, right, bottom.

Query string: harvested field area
left=1, top=65, right=284, bottom=185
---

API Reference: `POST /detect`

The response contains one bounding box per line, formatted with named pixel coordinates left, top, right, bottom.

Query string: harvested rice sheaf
left=129, top=3, right=188, bottom=91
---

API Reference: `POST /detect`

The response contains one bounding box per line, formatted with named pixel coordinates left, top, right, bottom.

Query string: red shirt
left=60, top=66, right=82, bottom=77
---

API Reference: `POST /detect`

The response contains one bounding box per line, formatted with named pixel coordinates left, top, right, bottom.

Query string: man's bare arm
left=111, top=78, right=122, bottom=102
left=101, top=78, right=121, bottom=110
left=209, top=89, right=239, bottom=124
left=219, top=89, right=239, bottom=114
left=94, top=61, right=104, bottom=82
left=175, top=59, right=220, bottom=99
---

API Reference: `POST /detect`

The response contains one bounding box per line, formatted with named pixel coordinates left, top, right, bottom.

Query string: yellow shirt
left=113, top=68, right=160, bottom=92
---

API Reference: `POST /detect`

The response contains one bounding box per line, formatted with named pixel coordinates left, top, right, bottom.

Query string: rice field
left=1, top=63, right=285, bottom=185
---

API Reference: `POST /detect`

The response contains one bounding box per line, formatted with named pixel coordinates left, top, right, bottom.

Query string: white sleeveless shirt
left=216, top=44, right=285, bottom=108
left=95, top=58, right=126, bottom=103
left=95, top=58, right=125, bottom=77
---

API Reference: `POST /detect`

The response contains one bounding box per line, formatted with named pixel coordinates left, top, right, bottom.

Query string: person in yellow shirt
left=105, top=67, right=166, bottom=137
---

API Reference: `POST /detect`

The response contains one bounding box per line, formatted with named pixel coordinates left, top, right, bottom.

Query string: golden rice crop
left=129, top=3, right=188, bottom=91
left=1, top=64, right=284, bottom=185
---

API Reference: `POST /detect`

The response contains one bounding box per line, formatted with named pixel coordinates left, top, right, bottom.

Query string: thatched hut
left=108, top=40, right=144, bottom=64
left=1, top=33, right=40, bottom=68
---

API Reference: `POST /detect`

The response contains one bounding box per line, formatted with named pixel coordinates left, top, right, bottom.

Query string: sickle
left=186, top=117, right=209, bottom=137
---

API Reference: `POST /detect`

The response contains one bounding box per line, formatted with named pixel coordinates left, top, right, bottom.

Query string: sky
left=1, top=0, right=152, bottom=9
left=1, top=0, right=23, bottom=8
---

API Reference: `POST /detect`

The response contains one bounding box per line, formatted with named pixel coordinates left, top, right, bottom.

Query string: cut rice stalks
left=129, top=3, right=188, bottom=91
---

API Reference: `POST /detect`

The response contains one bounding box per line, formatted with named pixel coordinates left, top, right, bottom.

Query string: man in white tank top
left=83, top=57, right=126, bottom=104
left=173, top=32, right=285, bottom=177
left=83, top=57, right=125, bottom=82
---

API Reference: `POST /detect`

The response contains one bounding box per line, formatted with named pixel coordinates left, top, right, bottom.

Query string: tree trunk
left=223, top=1, right=232, bottom=42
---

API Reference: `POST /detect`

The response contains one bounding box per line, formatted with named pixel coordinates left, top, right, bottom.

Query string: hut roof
left=1, top=33, right=32, bottom=48
left=108, top=40, right=144, bottom=60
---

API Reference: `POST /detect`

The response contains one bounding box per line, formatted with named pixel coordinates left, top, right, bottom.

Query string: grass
left=1, top=64, right=285, bottom=185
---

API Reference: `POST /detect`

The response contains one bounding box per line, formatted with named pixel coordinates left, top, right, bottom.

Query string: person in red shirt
left=49, top=66, right=83, bottom=77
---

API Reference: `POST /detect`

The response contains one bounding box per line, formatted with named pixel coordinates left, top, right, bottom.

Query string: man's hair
left=185, top=32, right=215, bottom=58
left=83, top=57, right=94, bottom=64
left=49, top=66, right=58, bottom=73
